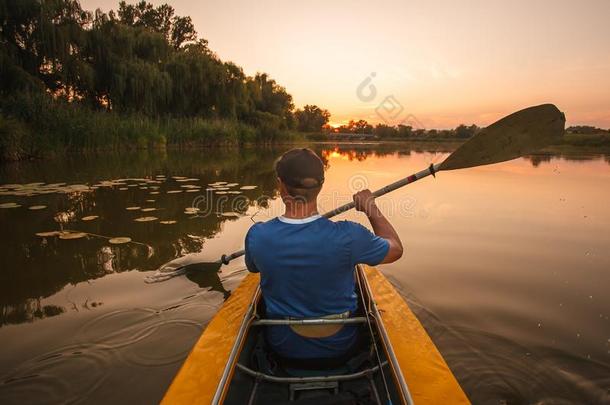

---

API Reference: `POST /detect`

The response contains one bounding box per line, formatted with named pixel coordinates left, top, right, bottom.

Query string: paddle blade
left=144, top=253, right=221, bottom=283
left=440, top=104, right=565, bottom=171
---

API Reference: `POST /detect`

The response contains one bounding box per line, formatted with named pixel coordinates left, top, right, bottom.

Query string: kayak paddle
left=145, top=104, right=565, bottom=282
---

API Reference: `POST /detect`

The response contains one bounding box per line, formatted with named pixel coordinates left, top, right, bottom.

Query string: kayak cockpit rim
left=251, top=317, right=368, bottom=326
left=358, top=264, right=414, bottom=405
left=210, top=265, right=414, bottom=405
left=211, top=285, right=260, bottom=404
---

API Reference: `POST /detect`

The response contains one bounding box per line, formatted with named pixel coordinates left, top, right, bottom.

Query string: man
left=245, top=148, right=403, bottom=362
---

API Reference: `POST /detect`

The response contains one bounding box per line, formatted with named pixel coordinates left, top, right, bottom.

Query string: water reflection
left=0, top=148, right=284, bottom=326
left=1, top=143, right=609, bottom=327
left=1, top=143, right=609, bottom=404
left=320, top=143, right=610, bottom=168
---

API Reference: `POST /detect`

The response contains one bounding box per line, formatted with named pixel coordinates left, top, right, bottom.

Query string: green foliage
left=562, top=133, right=610, bottom=147
left=455, top=124, right=478, bottom=139
left=0, top=93, right=274, bottom=160
left=295, top=105, right=330, bottom=132
left=369, top=122, right=478, bottom=139
left=0, top=0, right=308, bottom=160
left=566, top=125, right=609, bottom=135
left=0, top=115, right=31, bottom=161
left=335, top=120, right=374, bottom=134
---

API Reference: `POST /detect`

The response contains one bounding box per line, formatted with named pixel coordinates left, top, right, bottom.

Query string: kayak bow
left=162, top=266, right=470, bottom=404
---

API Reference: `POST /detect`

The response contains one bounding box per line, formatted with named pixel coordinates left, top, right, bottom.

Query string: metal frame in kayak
left=162, top=265, right=470, bottom=404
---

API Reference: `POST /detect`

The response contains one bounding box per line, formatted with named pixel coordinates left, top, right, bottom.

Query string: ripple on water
left=75, top=307, right=163, bottom=349
left=408, top=304, right=610, bottom=405
left=0, top=344, right=115, bottom=405
left=120, top=319, right=203, bottom=368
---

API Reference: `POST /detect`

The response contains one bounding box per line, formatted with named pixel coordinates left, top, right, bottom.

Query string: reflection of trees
left=1, top=299, right=65, bottom=327
left=0, top=147, right=283, bottom=326
left=317, top=142, right=458, bottom=166
left=3, top=145, right=608, bottom=327
left=525, top=152, right=610, bottom=167
left=527, top=154, right=553, bottom=167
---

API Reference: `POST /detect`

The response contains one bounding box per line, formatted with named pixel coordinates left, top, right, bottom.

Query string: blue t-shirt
left=244, top=214, right=389, bottom=359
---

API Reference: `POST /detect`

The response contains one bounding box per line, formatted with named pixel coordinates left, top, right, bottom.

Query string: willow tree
left=0, top=0, right=91, bottom=96
left=1, top=0, right=307, bottom=141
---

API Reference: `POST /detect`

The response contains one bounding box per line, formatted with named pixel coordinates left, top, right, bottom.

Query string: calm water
left=0, top=144, right=609, bottom=404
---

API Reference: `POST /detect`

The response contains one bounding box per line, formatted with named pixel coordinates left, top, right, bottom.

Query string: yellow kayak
left=162, top=265, right=470, bottom=404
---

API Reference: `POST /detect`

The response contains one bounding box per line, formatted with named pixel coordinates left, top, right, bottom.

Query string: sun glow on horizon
left=82, top=0, right=610, bottom=129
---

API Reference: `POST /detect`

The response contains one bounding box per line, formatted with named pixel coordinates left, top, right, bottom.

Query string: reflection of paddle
left=147, top=104, right=565, bottom=282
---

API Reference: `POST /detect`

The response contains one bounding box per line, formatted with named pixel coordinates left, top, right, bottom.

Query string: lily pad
left=225, top=183, right=239, bottom=187
left=59, top=232, right=87, bottom=240
left=185, top=189, right=199, bottom=193
left=160, top=220, right=177, bottom=225
left=118, top=187, right=129, bottom=191
left=150, top=191, right=160, bottom=195
left=126, top=206, right=141, bottom=211
left=215, top=191, right=228, bottom=195
left=35, top=231, right=61, bottom=237
left=0, top=202, right=21, bottom=208
left=141, top=208, right=157, bottom=212
left=28, top=205, right=47, bottom=210
left=167, top=190, right=182, bottom=194
left=146, top=199, right=156, bottom=203
left=221, top=212, right=240, bottom=217
left=82, top=215, right=99, bottom=221
left=109, top=237, right=131, bottom=245
left=240, top=186, right=258, bottom=190
left=134, top=216, right=158, bottom=222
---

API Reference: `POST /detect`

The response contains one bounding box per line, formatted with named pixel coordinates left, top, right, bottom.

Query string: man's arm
left=353, top=189, right=403, bottom=264
left=244, top=226, right=260, bottom=273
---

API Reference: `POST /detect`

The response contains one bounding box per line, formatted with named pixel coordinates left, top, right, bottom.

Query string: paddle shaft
left=219, top=162, right=442, bottom=265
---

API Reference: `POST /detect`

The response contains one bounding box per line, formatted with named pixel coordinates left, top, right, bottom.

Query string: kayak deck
left=162, top=265, right=469, bottom=404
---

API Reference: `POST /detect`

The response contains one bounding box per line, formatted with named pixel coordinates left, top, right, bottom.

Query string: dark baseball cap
left=275, top=148, right=325, bottom=189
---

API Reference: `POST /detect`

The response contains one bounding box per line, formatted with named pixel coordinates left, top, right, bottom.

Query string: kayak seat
left=241, top=333, right=380, bottom=405
left=248, top=317, right=370, bottom=377
left=232, top=292, right=386, bottom=404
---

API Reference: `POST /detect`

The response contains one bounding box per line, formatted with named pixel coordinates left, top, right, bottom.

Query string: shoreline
left=1, top=137, right=609, bottom=166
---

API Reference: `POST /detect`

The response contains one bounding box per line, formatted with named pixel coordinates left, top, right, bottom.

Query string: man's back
left=244, top=147, right=403, bottom=360
left=245, top=214, right=389, bottom=358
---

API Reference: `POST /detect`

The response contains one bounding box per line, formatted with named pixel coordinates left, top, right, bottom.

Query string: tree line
left=0, top=0, right=333, bottom=160
left=329, top=120, right=480, bottom=139
left=0, top=1, right=299, bottom=124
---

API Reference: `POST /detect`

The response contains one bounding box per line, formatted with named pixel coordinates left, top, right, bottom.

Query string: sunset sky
left=82, top=0, right=610, bottom=129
